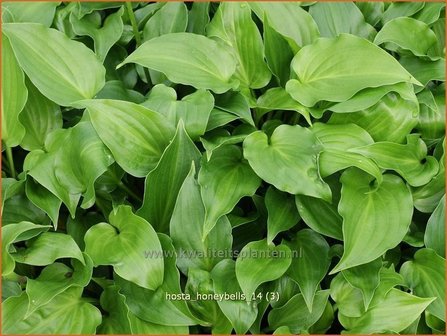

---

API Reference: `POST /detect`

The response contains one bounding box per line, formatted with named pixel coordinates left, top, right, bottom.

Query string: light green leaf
left=344, top=289, right=435, bottom=334
left=27, top=121, right=114, bottom=217
left=207, top=2, right=271, bottom=89
left=2, top=33, right=27, bottom=148
left=332, top=169, right=413, bottom=273
left=187, top=2, right=209, bottom=35
left=235, top=239, right=292, bottom=299
left=296, top=195, right=343, bottom=241
left=2, top=288, right=101, bottom=334
left=268, top=290, right=330, bottom=333
left=25, top=178, right=61, bottom=228
left=85, top=205, right=164, bottom=290
left=382, top=2, right=425, bottom=23
left=143, top=2, right=187, bottom=41
left=70, top=7, right=124, bottom=62
left=243, top=124, right=331, bottom=200
left=3, top=23, right=105, bottom=106
left=329, top=91, right=419, bottom=143
left=82, top=99, right=175, bottom=177
left=417, top=87, right=445, bottom=141
left=286, top=34, right=420, bottom=107
left=266, top=186, right=301, bottom=244
left=211, top=259, right=258, bottom=334
left=400, top=56, right=446, bottom=86
left=250, top=2, right=319, bottom=51
left=14, top=232, right=84, bottom=266
left=424, top=195, right=446, bottom=257
left=286, top=229, right=330, bottom=312
left=138, top=122, right=201, bottom=233
left=119, top=32, right=238, bottom=93
left=309, top=2, right=376, bottom=40
left=413, top=139, right=445, bottom=213
left=141, top=84, right=214, bottom=140
left=185, top=268, right=232, bottom=331
left=2, top=2, right=59, bottom=26
left=413, top=2, right=446, bottom=25
left=214, top=90, right=254, bottom=126
left=263, top=15, right=294, bottom=86
left=96, top=80, right=144, bottom=103
left=356, top=2, right=384, bottom=26
left=19, top=79, right=62, bottom=151
left=341, top=258, right=382, bottom=310
left=25, top=253, right=93, bottom=317
left=97, top=283, right=131, bottom=334
left=256, top=88, right=311, bottom=125
left=375, top=17, right=438, bottom=58
left=2, top=222, right=50, bottom=276
left=206, top=108, right=239, bottom=131
left=199, top=145, right=261, bottom=239
left=350, top=134, right=439, bottom=187
left=200, top=125, right=254, bottom=161
left=116, top=234, right=201, bottom=326
left=170, top=165, right=233, bottom=274
left=400, top=248, right=446, bottom=322
left=330, top=273, right=365, bottom=318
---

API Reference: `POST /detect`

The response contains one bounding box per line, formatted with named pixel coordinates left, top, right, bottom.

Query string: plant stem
left=125, top=2, right=151, bottom=84
left=5, top=146, right=16, bottom=179
left=118, top=182, right=143, bottom=203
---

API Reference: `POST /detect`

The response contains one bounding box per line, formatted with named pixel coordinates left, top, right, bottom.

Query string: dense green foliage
left=2, top=1, right=445, bottom=334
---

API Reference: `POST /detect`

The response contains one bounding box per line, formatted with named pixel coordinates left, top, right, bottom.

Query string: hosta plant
left=1, top=1, right=446, bottom=335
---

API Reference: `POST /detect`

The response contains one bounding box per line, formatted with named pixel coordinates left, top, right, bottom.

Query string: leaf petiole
left=5, top=146, right=17, bottom=179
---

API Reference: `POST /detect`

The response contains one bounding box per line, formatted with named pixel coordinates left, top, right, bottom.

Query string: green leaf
left=341, top=258, right=382, bottom=310
left=187, top=2, right=209, bottom=35
left=70, top=7, right=124, bottom=62
left=2, top=2, right=59, bottom=26
left=25, top=178, right=61, bottom=228
left=256, top=88, right=311, bottom=125
left=119, top=32, right=238, bottom=93
left=374, top=17, right=438, bottom=58
left=2, top=288, right=101, bottom=334
left=82, top=99, right=175, bottom=177
left=265, top=186, right=301, bottom=244
left=414, top=3, right=445, bottom=25
left=211, top=259, right=258, bottom=334
left=343, top=289, right=435, bottom=334
left=2, top=33, right=27, bottom=148
left=332, top=169, right=413, bottom=273
left=424, top=195, right=446, bottom=257
left=3, top=23, right=105, bottom=106
left=250, top=2, right=319, bottom=51
left=350, top=134, right=439, bottom=187
left=170, top=165, right=233, bottom=274
left=207, top=2, right=271, bottom=89
left=286, top=229, right=330, bottom=312
left=116, top=234, right=201, bottom=326
left=263, top=15, right=294, bottom=86
left=96, top=80, right=145, bottom=103
left=286, top=34, right=420, bottom=107
left=243, top=124, right=331, bottom=200
left=381, top=2, right=425, bottom=23
left=400, top=56, right=446, bottom=86
left=142, top=84, right=214, bottom=140
left=13, top=232, right=84, bottom=266
left=184, top=268, right=232, bottom=331
left=2, top=222, right=50, bottom=276
left=199, top=145, right=261, bottom=239
left=309, top=2, right=376, bottom=40
left=268, top=290, right=330, bottom=333
left=85, top=205, right=164, bottom=290
left=137, top=122, right=201, bottom=233
left=27, top=121, right=114, bottom=217
left=296, top=195, right=343, bottom=241
left=356, top=2, right=384, bottom=26
left=400, top=248, right=446, bottom=322
left=143, top=2, right=187, bottom=41
left=235, top=239, right=292, bottom=299
left=25, top=253, right=93, bottom=317
left=417, top=87, right=446, bottom=141
left=19, top=79, right=62, bottom=151
left=214, top=90, right=254, bottom=126
left=330, top=273, right=365, bottom=318
left=329, top=91, right=419, bottom=143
